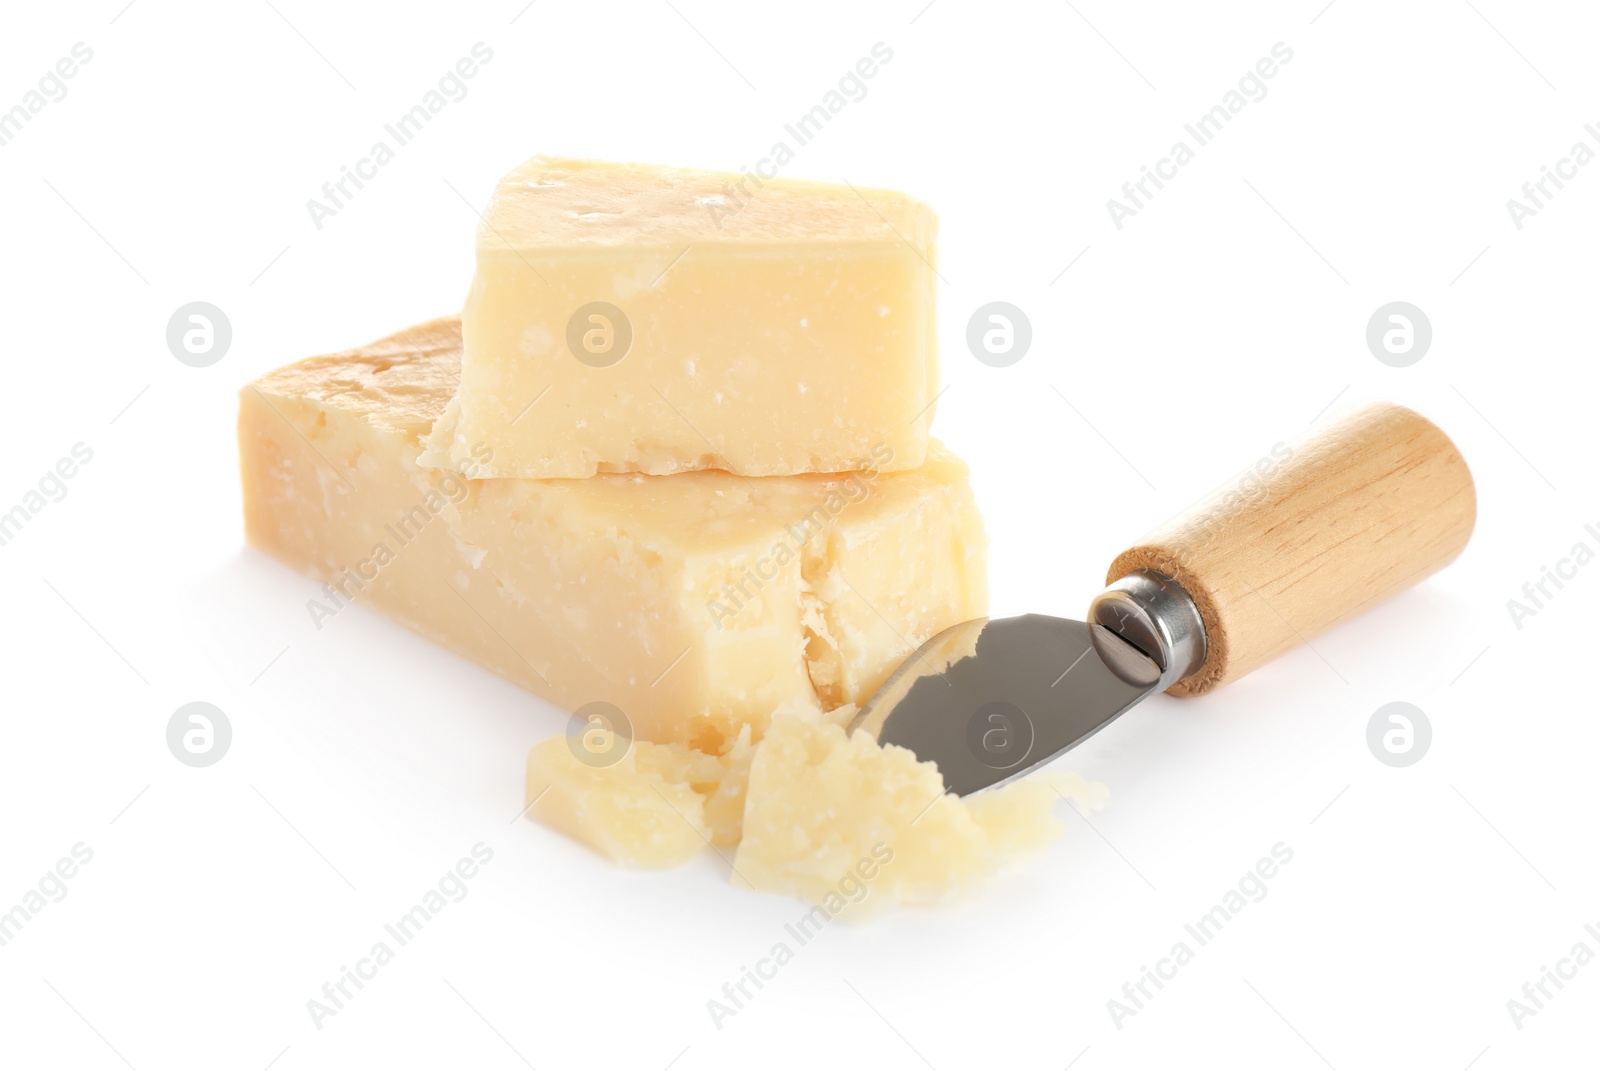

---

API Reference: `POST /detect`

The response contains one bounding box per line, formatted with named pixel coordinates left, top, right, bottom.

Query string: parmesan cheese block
left=239, top=318, right=985, bottom=750
left=420, top=157, right=940, bottom=479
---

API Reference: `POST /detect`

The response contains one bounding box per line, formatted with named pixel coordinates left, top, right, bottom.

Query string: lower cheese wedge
left=239, top=317, right=986, bottom=749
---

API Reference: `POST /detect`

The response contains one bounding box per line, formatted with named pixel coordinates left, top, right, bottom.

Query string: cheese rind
left=239, top=318, right=985, bottom=749
left=420, top=157, right=940, bottom=479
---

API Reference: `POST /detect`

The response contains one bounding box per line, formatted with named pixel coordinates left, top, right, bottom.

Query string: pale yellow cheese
left=522, top=706, right=1109, bottom=909
left=732, top=714, right=1066, bottom=908
left=524, top=736, right=712, bottom=868
left=239, top=318, right=984, bottom=750
left=524, top=722, right=761, bottom=866
left=420, top=157, right=940, bottom=479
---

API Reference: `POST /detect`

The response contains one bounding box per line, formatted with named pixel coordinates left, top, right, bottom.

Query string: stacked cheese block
left=240, top=158, right=1082, bottom=904
left=242, top=157, right=984, bottom=751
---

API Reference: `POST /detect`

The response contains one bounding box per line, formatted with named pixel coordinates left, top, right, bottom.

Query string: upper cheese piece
left=240, top=318, right=984, bottom=751
left=419, top=157, right=940, bottom=479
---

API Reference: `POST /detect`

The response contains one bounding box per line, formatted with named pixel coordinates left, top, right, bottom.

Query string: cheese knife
left=849, top=402, right=1476, bottom=795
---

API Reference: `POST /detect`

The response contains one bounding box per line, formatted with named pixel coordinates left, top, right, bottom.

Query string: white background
left=2, top=1, right=1596, bottom=1068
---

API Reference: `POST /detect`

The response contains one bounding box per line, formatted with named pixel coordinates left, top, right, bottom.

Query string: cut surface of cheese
left=419, top=157, right=940, bottom=479
left=239, top=318, right=984, bottom=750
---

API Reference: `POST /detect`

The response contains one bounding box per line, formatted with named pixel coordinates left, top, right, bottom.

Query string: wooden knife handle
left=1107, top=402, right=1476, bottom=695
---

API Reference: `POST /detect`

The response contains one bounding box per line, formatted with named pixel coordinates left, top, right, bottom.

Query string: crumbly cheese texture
left=525, top=705, right=1109, bottom=909
left=525, top=724, right=760, bottom=869
left=733, top=715, right=1065, bottom=907
left=420, top=157, right=940, bottom=479
left=239, top=318, right=985, bottom=750
left=524, top=737, right=713, bottom=869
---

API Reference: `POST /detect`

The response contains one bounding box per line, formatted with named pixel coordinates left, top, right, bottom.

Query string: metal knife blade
left=848, top=614, right=1163, bottom=796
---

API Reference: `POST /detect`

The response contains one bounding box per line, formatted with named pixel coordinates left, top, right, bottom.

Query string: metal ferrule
left=1087, top=569, right=1207, bottom=692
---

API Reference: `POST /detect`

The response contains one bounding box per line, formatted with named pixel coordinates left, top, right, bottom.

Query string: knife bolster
left=1089, top=569, right=1208, bottom=691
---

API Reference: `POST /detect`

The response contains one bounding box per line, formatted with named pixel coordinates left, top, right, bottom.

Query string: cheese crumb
left=524, top=706, right=1105, bottom=909
left=524, top=737, right=710, bottom=868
